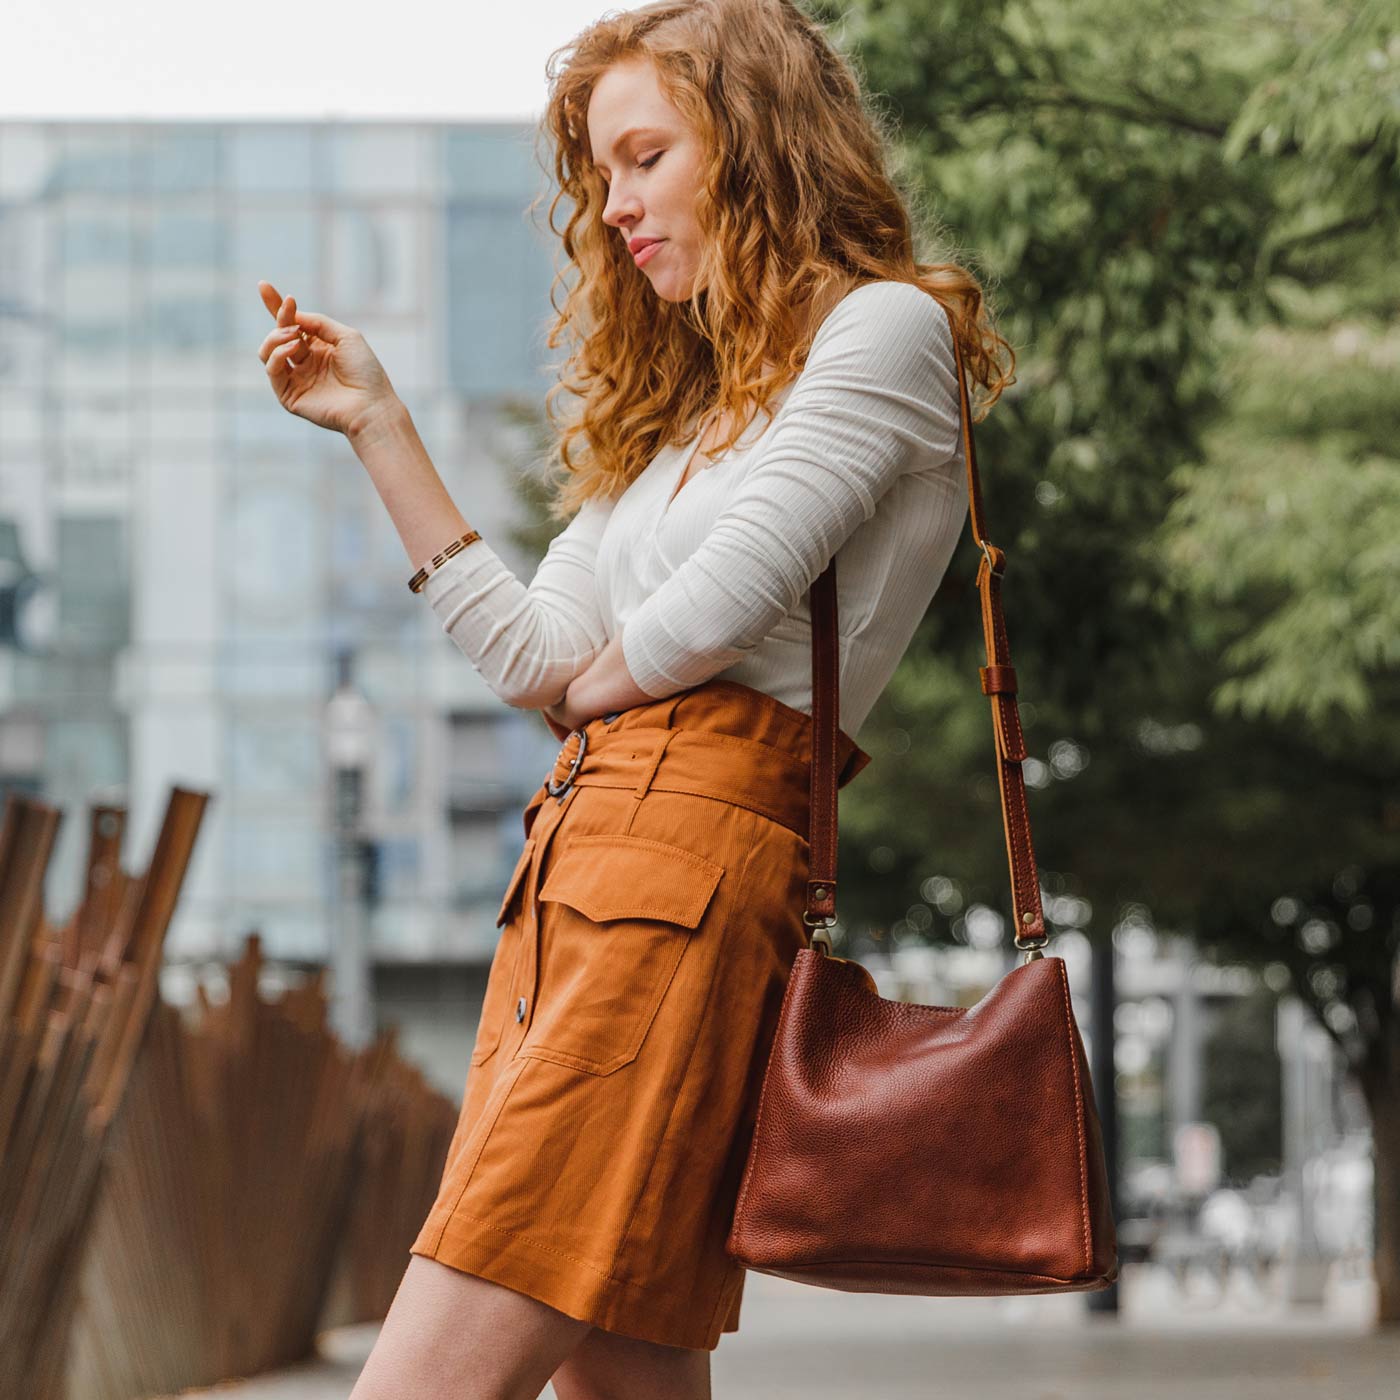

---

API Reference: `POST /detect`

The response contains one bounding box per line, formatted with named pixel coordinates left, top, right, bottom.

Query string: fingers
left=287, top=308, right=348, bottom=344
left=257, top=283, right=320, bottom=335
left=265, top=334, right=303, bottom=379
left=257, top=283, right=311, bottom=384
left=270, top=294, right=312, bottom=367
left=258, top=323, right=305, bottom=366
left=257, top=283, right=339, bottom=375
left=282, top=297, right=312, bottom=367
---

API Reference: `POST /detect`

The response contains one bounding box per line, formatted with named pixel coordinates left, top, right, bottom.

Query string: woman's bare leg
left=550, top=1326, right=712, bottom=1400
left=349, top=1254, right=593, bottom=1400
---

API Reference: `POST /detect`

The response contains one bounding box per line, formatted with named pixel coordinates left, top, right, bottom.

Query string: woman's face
left=587, top=58, right=707, bottom=302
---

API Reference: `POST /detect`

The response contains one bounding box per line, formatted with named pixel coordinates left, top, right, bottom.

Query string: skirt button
left=515, top=995, right=527, bottom=1022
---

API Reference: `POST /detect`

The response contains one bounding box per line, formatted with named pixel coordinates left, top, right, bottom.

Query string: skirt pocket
left=521, top=834, right=726, bottom=1077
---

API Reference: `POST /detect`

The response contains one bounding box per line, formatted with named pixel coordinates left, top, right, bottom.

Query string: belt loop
left=634, top=729, right=677, bottom=800
left=656, top=694, right=685, bottom=730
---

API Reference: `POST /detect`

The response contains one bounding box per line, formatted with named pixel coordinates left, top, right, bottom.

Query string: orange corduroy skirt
left=409, top=677, right=871, bottom=1351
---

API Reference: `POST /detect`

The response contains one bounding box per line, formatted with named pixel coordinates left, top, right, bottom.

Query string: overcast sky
left=2, top=2, right=637, bottom=121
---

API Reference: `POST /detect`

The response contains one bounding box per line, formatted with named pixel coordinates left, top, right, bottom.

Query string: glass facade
left=0, top=119, right=570, bottom=965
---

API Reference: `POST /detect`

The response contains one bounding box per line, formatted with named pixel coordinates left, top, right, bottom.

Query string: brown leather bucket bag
left=725, top=311, right=1119, bottom=1295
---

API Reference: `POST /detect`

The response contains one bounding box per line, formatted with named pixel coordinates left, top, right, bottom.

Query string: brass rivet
left=813, top=886, right=827, bottom=898
left=1022, top=911, right=1035, bottom=923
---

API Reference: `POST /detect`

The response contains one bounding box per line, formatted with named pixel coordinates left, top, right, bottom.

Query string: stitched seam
left=539, top=836, right=724, bottom=925
left=670, top=681, right=828, bottom=750
left=595, top=725, right=804, bottom=766
left=471, top=925, right=525, bottom=1066
left=494, top=838, right=536, bottom=926
left=522, top=881, right=700, bottom=1073
left=664, top=786, right=803, bottom=835
left=476, top=857, right=536, bottom=1062
left=707, top=1275, right=737, bottom=1338
left=564, top=784, right=806, bottom=836
left=999, top=751, right=1036, bottom=922
left=730, top=872, right=810, bottom=1238
left=516, top=1043, right=639, bottom=1076
left=1057, top=958, right=1092, bottom=1275
left=1003, top=698, right=1026, bottom=756
left=609, top=806, right=761, bottom=1288
left=435, top=1206, right=654, bottom=1289
left=766, top=1254, right=1084, bottom=1285
left=429, top=1056, right=529, bottom=1253
left=691, top=676, right=815, bottom=732
left=608, top=807, right=758, bottom=1279
left=518, top=927, right=689, bottom=1075
left=994, top=746, right=1019, bottom=905
left=1003, top=758, right=1029, bottom=907
left=633, top=730, right=674, bottom=800
left=557, top=833, right=725, bottom=875
left=537, top=900, right=713, bottom=924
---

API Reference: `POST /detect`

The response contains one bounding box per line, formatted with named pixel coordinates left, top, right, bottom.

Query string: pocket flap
left=495, top=838, right=536, bottom=927
left=538, top=835, right=725, bottom=929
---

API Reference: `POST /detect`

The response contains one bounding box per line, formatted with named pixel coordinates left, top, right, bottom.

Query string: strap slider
left=980, top=664, right=1018, bottom=695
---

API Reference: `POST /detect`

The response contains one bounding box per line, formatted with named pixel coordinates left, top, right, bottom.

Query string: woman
left=257, top=2, right=1012, bottom=1395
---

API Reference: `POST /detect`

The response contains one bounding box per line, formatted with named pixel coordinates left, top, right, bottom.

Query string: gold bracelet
left=407, top=529, right=482, bottom=594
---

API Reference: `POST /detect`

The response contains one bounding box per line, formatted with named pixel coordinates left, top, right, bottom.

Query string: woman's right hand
left=256, top=280, right=400, bottom=439
left=540, top=691, right=575, bottom=742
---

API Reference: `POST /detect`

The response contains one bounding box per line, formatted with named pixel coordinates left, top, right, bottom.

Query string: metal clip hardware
left=547, top=727, right=588, bottom=801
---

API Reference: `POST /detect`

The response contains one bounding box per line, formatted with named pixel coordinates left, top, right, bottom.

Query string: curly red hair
left=527, top=0, right=1015, bottom=521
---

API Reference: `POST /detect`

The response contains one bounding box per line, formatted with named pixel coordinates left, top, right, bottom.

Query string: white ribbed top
left=421, top=279, right=969, bottom=738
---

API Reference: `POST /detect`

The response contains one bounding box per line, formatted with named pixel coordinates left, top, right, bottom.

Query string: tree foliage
left=816, top=0, right=1400, bottom=1089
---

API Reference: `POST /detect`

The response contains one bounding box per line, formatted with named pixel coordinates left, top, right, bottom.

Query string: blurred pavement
left=152, top=1262, right=1396, bottom=1399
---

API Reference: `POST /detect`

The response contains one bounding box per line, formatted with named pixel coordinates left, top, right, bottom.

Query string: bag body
left=727, top=948, right=1118, bottom=1292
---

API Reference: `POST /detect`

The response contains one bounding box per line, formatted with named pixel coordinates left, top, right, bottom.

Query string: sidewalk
left=155, top=1263, right=1396, bottom=1399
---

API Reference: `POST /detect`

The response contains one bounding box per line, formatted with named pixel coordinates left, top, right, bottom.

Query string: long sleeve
left=421, top=493, right=614, bottom=709
left=620, top=280, right=962, bottom=698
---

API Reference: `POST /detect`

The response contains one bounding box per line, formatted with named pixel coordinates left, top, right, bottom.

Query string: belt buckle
left=547, top=726, right=588, bottom=800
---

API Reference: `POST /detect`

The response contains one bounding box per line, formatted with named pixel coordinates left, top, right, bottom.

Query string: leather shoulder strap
left=803, top=309, right=1048, bottom=950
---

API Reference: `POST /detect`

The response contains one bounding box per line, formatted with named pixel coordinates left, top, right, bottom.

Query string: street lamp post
left=0, top=518, right=52, bottom=653
left=1085, top=931, right=1121, bottom=1314
left=325, top=647, right=376, bottom=1049
left=1277, top=993, right=1334, bottom=1304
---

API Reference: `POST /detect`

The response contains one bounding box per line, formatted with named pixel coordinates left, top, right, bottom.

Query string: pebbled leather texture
left=732, top=297, right=1117, bottom=1294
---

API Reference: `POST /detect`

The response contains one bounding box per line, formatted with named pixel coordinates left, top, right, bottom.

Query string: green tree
left=813, top=0, right=1400, bottom=1320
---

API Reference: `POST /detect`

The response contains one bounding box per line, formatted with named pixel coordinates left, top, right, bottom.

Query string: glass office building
left=0, top=121, right=576, bottom=1078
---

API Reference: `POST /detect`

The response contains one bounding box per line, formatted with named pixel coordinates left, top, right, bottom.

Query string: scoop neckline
left=661, top=378, right=797, bottom=517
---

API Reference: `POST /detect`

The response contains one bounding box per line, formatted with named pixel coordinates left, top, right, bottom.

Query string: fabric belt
left=544, top=721, right=816, bottom=842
